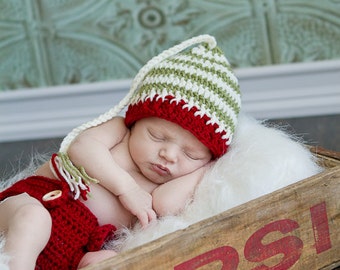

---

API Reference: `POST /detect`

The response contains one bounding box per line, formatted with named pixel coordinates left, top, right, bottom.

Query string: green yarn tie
left=57, top=152, right=99, bottom=186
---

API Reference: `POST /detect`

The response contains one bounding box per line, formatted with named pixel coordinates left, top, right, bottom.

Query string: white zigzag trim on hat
left=222, top=130, right=233, bottom=145
left=132, top=86, right=236, bottom=140
left=181, top=97, right=237, bottom=145
left=135, top=74, right=239, bottom=125
left=204, top=109, right=233, bottom=138
left=153, top=61, right=241, bottom=107
left=139, top=74, right=239, bottom=124
left=167, top=93, right=234, bottom=145
left=171, top=54, right=239, bottom=86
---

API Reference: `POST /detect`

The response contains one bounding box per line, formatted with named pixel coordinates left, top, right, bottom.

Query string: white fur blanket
left=0, top=114, right=322, bottom=268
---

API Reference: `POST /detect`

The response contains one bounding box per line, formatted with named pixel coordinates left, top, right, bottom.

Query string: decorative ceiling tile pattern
left=0, top=0, right=339, bottom=91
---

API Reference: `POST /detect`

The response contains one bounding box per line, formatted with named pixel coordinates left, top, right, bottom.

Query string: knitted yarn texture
left=59, top=35, right=241, bottom=158
left=125, top=42, right=241, bottom=158
left=0, top=176, right=116, bottom=270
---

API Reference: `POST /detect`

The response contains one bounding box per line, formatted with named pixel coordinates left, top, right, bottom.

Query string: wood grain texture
left=83, top=151, right=340, bottom=270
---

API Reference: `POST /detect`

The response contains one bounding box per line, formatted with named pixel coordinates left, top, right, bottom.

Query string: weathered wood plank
left=83, top=162, right=340, bottom=270
left=309, top=146, right=340, bottom=168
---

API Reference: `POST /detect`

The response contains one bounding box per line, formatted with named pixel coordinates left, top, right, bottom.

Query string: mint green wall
left=0, top=0, right=339, bottom=91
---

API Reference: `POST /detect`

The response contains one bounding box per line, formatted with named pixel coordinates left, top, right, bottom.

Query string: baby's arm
left=67, top=117, right=156, bottom=226
left=152, top=164, right=211, bottom=217
left=68, top=117, right=134, bottom=194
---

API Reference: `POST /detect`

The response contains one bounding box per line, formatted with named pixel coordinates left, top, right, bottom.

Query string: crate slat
left=83, top=150, right=340, bottom=270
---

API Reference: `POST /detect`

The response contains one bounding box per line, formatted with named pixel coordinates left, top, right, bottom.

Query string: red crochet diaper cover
left=0, top=176, right=116, bottom=270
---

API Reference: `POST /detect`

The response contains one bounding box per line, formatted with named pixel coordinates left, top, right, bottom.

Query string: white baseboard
left=237, top=59, right=340, bottom=119
left=1, top=60, right=339, bottom=143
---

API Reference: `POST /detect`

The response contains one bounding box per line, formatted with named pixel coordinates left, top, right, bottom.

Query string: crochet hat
left=60, top=35, right=241, bottom=159
left=125, top=36, right=241, bottom=158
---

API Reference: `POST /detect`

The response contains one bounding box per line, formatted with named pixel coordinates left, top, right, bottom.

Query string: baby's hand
left=118, top=187, right=157, bottom=227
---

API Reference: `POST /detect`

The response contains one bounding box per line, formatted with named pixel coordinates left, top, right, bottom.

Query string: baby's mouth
left=151, top=163, right=170, bottom=176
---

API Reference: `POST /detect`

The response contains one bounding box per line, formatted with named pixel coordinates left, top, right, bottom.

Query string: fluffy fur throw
left=0, top=114, right=322, bottom=268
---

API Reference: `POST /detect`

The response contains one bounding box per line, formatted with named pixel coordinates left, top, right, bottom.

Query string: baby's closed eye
left=183, top=150, right=204, bottom=161
left=148, top=129, right=165, bottom=142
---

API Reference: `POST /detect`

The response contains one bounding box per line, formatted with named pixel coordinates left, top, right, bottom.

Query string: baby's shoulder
left=108, top=116, right=127, bottom=127
left=96, top=116, right=130, bottom=138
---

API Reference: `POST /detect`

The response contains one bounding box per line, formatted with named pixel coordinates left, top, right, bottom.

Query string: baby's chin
left=147, top=174, right=172, bottom=185
left=145, top=170, right=173, bottom=185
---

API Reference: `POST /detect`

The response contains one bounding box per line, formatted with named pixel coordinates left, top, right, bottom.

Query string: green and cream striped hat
left=125, top=35, right=241, bottom=158
left=60, top=35, right=241, bottom=159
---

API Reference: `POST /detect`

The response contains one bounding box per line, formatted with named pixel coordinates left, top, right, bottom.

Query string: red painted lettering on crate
left=310, top=202, right=332, bottom=254
left=174, top=246, right=239, bottom=270
left=244, top=219, right=303, bottom=270
left=174, top=201, right=333, bottom=270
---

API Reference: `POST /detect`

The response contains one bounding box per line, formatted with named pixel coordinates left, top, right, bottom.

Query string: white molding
left=1, top=60, right=339, bottom=142
left=235, top=59, right=340, bottom=119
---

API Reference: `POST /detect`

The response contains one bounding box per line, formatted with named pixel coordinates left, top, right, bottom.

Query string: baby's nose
left=159, top=145, right=178, bottom=162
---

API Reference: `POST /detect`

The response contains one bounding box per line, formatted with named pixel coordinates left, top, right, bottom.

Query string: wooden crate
left=84, top=148, right=340, bottom=270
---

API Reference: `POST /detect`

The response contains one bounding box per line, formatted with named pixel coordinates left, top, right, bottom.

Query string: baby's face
left=128, top=117, right=212, bottom=184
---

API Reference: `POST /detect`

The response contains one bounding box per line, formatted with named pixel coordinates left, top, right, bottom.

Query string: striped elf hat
left=60, top=35, right=241, bottom=159
left=125, top=36, right=241, bottom=158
